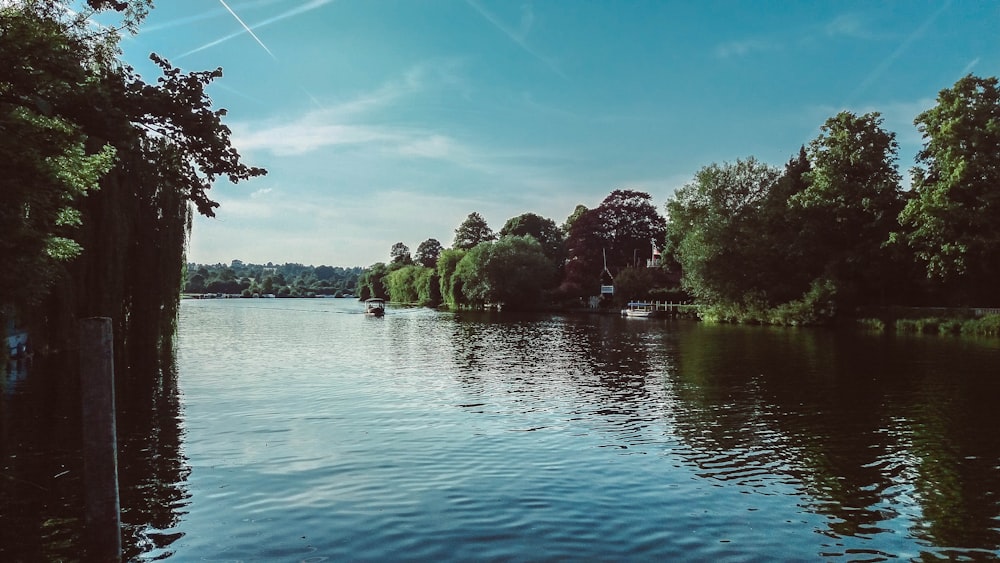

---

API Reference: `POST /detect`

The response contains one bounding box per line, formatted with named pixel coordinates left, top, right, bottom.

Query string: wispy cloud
left=464, top=0, right=566, bottom=78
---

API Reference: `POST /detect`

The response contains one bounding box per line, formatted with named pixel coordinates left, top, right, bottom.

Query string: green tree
left=0, top=3, right=117, bottom=311
left=499, top=212, right=566, bottom=266
left=186, top=273, right=206, bottom=293
left=1, top=1, right=265, bottom=365
left=665, top=157, right=782, bottom=305
left=437, top=248, right=467, bottom=308
left=415, top=238, right=444, bottom=268
left=612, top=267, right=663, bottom=306
left=562, top=204, right=588, bottom=235
left=385, top=265, right=440, bottom=306
left=390, top=242, right=412, bottom=264
left=795, top=111, right=904, bottom=309
left=454, top=236, right=555, bottom=309
left=386, top=265, right=421, bottom=303
left=899, top=74, right=1000, bottom=305
left=453, top=212, right=495, bottom=250
left=357, top=262, right=389, bottom=300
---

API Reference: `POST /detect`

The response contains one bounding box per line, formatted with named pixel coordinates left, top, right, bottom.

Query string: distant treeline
left=184, top=261, right=363, bottom=298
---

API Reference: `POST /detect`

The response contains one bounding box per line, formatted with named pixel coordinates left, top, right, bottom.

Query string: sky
left=104, top=0, right=999, bottom=267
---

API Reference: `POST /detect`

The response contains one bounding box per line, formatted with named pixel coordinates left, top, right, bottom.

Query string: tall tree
left=414, top=238, right=443, bottom=268
left=899, top=74, right=1000, bottom=305
left=437, top=248, right=467, bottom=308
left=390, top=242, right=411, bottom=264
left=564, top=190, right=666, bottom=293
left=665, top=157, right=782, bottom=305
left=453, top=212, right=495, bottom=250
left=0, top=1, right=265, bottom=365
left=794, top=111, right=903, bottom=308
left=499, top=212, right=566, bottom=266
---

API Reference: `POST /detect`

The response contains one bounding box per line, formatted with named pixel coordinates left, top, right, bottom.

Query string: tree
left=0, top=4, right=117, bottom=311
left=453, top=212, right=495, bottom=250
left=437, top=248, right=467, bottom=308
left=357, top=262, right=389, bottom=300
left=612, top=267, right=674, bottom=306
left=415, top=238, right=443, bottom=268
left=0, top=1, right=265, bottom=367
left=564, top=190, right=666, bottom=293
left=385, top=265, right=440, bottom=306
left=386, top=265, right=421, bottom=303
left=562, top=204, right=588, bottom=235
left=665, top=157, right=782, bottom=305
left=499, top=212, right=566, bottom=266
left=390, top=242, right=411, bottom=264
left=794, top=111, right=904, bottom=308
left=454, top=236, right=555, bottom=309
left=899, top=74, right=1000, bottom=304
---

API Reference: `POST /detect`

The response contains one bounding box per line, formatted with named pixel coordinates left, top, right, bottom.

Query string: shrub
left=961, top=314, right=1000, bottom=336
left=857, top=318, right=885, bottom=331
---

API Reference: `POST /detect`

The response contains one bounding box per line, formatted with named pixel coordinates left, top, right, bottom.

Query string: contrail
left=465, top=0, right=566, bottom=79
left=180, top=0, right=333, bottom=60
left=844, top=1, right=951, bottom=105
left=218, top=0, right=277, bottom=60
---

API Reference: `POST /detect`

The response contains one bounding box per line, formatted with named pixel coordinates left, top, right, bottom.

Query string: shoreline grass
left=857, top=314, right=1000, bottom=337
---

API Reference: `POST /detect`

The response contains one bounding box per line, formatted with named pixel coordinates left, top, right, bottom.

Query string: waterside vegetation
left=1, top=0, right=264, bottom=367
left=356, top=74, right=1000, bottom=335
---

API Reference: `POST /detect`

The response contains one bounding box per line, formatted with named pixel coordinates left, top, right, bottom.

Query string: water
left=3, top=298, right=1000, bottom=561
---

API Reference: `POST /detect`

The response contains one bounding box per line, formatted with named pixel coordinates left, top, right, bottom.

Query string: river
left=2, top=298, right=1000, bottom=560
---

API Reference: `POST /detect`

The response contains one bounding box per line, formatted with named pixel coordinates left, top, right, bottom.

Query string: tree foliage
left=564, top=190, right=665, bottom=294
left=795, top=111, right=904, bottom=307
left=454, top=236, right=555, bottom=309
left=899, top=75, right=1000, bottom=304
left=390, top=242, right=411, bottom=264
left=437, top=248, right=467, bottom=308
left=415, top=238, right=443, bottom=268
left=1, top=1, right=265, bottom=367
left=453, top=212, right=495, bottom=250
left=499, top=212, right=566, bottom=266
left=665, top=157, right=782, bottom=305
left=666, top=114, right=905, bottom=322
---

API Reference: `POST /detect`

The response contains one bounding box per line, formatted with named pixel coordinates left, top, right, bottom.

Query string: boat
left=622, top=301, right=657, bottom=318
left=365, top=298, right=386, bottom=317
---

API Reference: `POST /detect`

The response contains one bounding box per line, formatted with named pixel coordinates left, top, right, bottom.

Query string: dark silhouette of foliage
left=415, top=238, right=444, bottom=268
left=390, top=242, right=412, bottom=264
left=564, top=190, right=665, bottom=295
left=453, top=212, right=495, bottom=250
left=0, top=1, right=265, bottom=368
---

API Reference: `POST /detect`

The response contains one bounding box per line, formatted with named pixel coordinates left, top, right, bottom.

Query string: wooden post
left=79, top=317, right=122, bottom=561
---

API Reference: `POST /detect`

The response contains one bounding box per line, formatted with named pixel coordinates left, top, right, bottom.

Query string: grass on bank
left=858, top=314, right=1000, bottom=337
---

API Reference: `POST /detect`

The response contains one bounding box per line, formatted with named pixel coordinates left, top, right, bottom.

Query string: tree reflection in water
left=0, top=349, right=190, bottom=560
left=667, top=325, right=1000, bottom=558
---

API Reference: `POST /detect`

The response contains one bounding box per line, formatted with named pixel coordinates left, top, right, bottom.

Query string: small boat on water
left=622, top=301, right=657, bottom=318
left=365, top=298, right=386, bottom=317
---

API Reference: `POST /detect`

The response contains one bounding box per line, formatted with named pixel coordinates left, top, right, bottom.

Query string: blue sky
left=111, top=0, right=998, bottom=267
